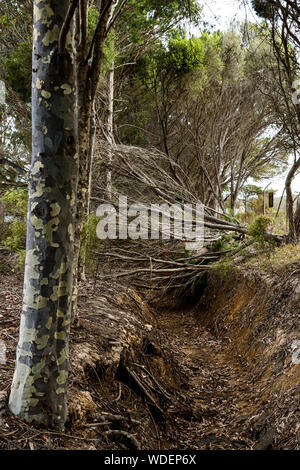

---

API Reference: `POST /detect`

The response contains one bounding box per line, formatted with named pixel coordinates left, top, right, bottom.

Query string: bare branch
left=58, top=0, right=80, bottom=54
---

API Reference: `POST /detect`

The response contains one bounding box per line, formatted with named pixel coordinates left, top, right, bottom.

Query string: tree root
left=118, top=364, right=165, bottom=418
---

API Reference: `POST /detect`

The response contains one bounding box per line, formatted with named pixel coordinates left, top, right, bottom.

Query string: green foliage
left=224, top=209, right=243, bottom=224
left=152, top=32, right=222, bottom=78
left=0, top=13, right=9, bottom=28
left=121, top=31, right=222, bottom=144
left=118, top=0, right=202, bottom=46
left=244, top=243, right=300, bottom=274
left=80, top=215, right=100, bottom=271
left=3, top=220, right=26, bottom=252
left=182, top=246, right=191, bottom=257
left=209, top=234, right=237, bottom=252
left=213, top=259, right=234, bottom=278
left=4, top=38, right=32, bottom=102
left=16, top=248, right=26, bottom=272
left=251, top=0, right=275, bottom=19
left=1, top=188, right=27, bottom=270
left=165, top=37, right=205, bottom=74
left=88, top=6, right=98, bottom=40
left=102, top=31, right=117, bottom=73
left=181, top=246, right=199, bottom=265
left=248, top=216, right=272, bottom=243
left=242, top=184, right=263, bottom=198
left=1, top=188, right=28, bottom=217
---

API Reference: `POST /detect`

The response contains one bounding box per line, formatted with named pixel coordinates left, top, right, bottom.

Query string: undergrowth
left=0, top=189, right=27, bottom=271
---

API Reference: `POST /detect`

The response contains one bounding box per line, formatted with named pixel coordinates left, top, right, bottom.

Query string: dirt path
left=0, top=274, right=256, bottom=451
left=3, top=270, right=296, bottom=451
left=156, top=307, right=256, bottom=450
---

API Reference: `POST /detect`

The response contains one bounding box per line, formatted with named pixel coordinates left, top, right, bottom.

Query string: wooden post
left=263, top=182, right=271, bottom=215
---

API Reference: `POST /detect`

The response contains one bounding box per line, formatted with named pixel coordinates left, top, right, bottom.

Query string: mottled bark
left=9, top=0, right=78, bottom=429
left=106, top=62, right=115, bottom=199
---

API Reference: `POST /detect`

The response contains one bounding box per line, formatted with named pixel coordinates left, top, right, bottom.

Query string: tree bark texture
left=106, top=62, right=114, bottom=199
left=71, top=76, right=91, bottom=324
left=71, top=1, right=117, bottom=323
left=285, top=156, right=300, bottom=242
left=9, top=0, right=78, bottom=429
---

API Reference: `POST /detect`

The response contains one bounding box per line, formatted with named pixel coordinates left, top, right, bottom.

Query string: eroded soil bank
left=0, top=264, right=299, bottom=450
left=153, top=265, right=300, bottom=450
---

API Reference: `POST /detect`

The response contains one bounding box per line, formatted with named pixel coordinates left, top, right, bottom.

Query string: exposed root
left=117, top=363, right=165, bottom=418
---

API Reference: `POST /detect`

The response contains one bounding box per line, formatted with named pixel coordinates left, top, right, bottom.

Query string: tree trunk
left=106, top=62, right=114, bottom=199
left=87, top=104, right=96, bottom=217
left=230, top=176, right=235, bottom=216
left=71, top=1, right=118, bottom=325
left=9, top=1, right=77, bottom=429
left=0, top=200, right=4, bottom=224
left=285, top=156, right=300, bottom=242
left=71, top=96, right=91, bottom=325
left=206, top=189, right=218, bottom=211
left=78, top=103, right=96, bottom=282
left=230, top=196, right=237, bottom=216
left=294, top=198, right=300, bottom=240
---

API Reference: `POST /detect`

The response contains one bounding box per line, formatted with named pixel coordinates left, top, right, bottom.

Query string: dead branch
left=103, top=430, right=141, bottom=450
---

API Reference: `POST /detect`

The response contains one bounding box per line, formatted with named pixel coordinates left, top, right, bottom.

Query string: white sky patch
left=199, top=0, right=259, bottom=31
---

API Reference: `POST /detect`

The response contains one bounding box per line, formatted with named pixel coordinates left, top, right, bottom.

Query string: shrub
left=3, top=220, right=26, bottom=251
left=213, top=259, right=234, bottom=278
left=1, top=188, right=28, bottom=271
left=209, top=234, right=238, bottom=252
left=80, top=215, right=101, bottom=271
left=1, top=188, right=28, bottom=218
left=248, top=216, right=272, bottom=244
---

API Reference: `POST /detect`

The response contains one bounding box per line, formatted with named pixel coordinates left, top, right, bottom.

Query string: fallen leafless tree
left=92, top=141, right=283, bottom=239
left=85, top=141, right=283, bottom=291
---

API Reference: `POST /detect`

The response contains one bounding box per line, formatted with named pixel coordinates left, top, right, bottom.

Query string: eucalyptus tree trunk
left=9, top=0, right=77, bottom=429
left=106, top=62, right=115, bottom=199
